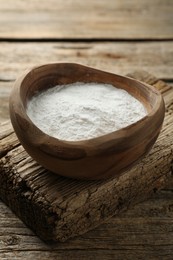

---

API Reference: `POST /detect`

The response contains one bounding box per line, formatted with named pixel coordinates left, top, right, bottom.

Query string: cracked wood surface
left=0, top=0, right=172, bottom=40
left=0, top=73, right=173, bottom=248
left=0, top=189, right=173, bottom=260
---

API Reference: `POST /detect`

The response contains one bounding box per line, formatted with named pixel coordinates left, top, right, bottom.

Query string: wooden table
left=0, top=1, right=173, bottom=259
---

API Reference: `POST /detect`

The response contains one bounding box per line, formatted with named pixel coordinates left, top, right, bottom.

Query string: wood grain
left=0, top=177, right=173, bottom=259
left=0, top=0, right=173, bottom=39
left=0, top=82, right=11, bottom=121
left=0, top=42, right=173, bottom=81
left=0, top=73, right=173, bottom=243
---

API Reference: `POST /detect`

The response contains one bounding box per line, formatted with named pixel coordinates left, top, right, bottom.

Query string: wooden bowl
left=9, top=63, right=165, bottom=180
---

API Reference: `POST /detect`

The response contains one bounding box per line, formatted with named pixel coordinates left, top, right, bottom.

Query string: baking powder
left=26, top=82, right=147, bottom=141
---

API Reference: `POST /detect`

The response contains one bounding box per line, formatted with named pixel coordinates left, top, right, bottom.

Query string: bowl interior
left=20, top=63, right=157, bottom=117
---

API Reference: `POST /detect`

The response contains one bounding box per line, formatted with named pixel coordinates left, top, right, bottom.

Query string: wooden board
left=1, top=189, right=173, bottom=260
left=0, top=41, right=173, bottom=82
left=0, top=0, right=173, bottom=40
left=0, top=72, right=173, bottom=243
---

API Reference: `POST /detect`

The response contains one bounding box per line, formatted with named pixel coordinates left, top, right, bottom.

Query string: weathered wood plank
left=0, top=42, right=173, bottom=82
left=0, top=74, right=173, bottom=243
left=0, top=190, right=173, bottom=259
left=1, top=191, right=173, bottom=251
left=0, top=0, right=172, bottom=39
left=1, top=250, right=173, bottom=260
left=0, top=82, right=12, bottom=122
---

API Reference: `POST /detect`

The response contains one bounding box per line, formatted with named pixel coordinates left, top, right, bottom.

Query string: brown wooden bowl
left=9, top=63, right=165, bottom=180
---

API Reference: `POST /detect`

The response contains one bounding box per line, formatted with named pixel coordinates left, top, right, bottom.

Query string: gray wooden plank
left=0, top=42, right=173, bottom=82
left=0, top=190, right=173, bottom=259
left=0, top=82, right=11, bottom=122
left=0, top=0, right=172, bottom=39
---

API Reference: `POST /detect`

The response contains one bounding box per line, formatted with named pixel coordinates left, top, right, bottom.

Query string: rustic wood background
left=0, top=0, right=173, bottom=259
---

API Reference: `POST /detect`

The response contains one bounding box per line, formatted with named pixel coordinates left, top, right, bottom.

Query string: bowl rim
left=10, top=62, right=165, bottom=157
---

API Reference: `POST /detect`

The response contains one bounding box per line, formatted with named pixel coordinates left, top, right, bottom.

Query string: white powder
left=26, top=82, right=147, bottom=141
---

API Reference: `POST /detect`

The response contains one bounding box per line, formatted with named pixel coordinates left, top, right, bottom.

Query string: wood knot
left=4, top=235, right=20, bottom=246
